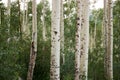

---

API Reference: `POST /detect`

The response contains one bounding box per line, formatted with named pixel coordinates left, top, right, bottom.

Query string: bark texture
left=7, top=0, right=11, bottom=35
left=104, top=0, right=113, bottom=80
left=42, top=0, right=47, bottom=41
left=60, top=0, right=65, bottom=65
left=75, top=0, right=82, bottom=80
left=80, top=0, right=89, bottom=80
left=27, top=0, right=37, bottom=80
left=50, top=0, right=60, bottom=80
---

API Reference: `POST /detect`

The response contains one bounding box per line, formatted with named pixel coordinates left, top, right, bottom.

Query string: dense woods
left=0, top=0, right=120, bottom=80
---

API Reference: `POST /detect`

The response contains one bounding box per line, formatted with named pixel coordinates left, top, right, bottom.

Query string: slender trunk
left=80, top=0, right=89, bottom=80
left=22, top=0, right=25, bottom=33
left=104, top=0, right=113, bottom=80
left=7, top=0, right=11, bottom=35
left=50, top=0, right=60, bottom=80
left=7, top=0, right=11, bottom=16
left=18, top=0, right=22, bottom=39
left=42, top=0, right=47, bottom=41
left=75, top=0, right=82, bottom=80
left=25, top=0, right=29, bottom=36
left=104, top=0, right=108, bottom=78
left=27, top=0, right=37, bottom=80
left=60, top=0, right=65, bottom=65
left=107, top=0, right=113, bottom=79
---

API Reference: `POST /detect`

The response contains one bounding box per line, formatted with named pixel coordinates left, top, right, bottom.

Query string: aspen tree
left=104, top=0, right=108, bottom=79
left=7, top=0, right=11, bottom=35
left=50, top=0, right=60, bottom=80
left=60, top=0, right=65, bottom=65
left=27, top=0, right=37, bottom=80
left=22, top=0, right=25, bottom=33
left=75, top=0, right=82, bottom=80
left=107, top=0, right=113, bottom=79
left=41, top=0, right=47, bottom=41
left=104, top=0, right=113, bottom=80
left=22, top=0, right=29, bottom=36
left=80, top=0, right=89, bottom=80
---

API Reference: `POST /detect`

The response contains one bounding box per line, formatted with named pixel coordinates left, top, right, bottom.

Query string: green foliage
left=113, top=0, right=120, bottom=79
left=0, top=0, right=120, bottom=80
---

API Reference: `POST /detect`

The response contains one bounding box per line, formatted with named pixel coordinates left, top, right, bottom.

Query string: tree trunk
left=75, top=0, right=82, bottom=80
left=18, top=0, right=22, bottom=39
left=80, top=0, right=89, bottom=80
left=7, top=0, right=11, bottom=35
left=27, top=0, right=37, bottom=80
left=42, top=0, right=47, bottom=41
left=50, top=0, right=60, bottom=80
left=7, top=0, right=11, bottom=16
left=104, top=0, right=113, bottom=80
left=104, top=0, right=108, bottom=79
left=22, top=0, right=25, bottom=34
left=60, top=0, right=65, bottom=65
left=107, top=0, right=113, bottom=79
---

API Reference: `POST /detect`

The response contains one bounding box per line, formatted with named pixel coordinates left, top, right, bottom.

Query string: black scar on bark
left=32, top=42, right=34, bottom=48
left=54, top=31, right=57, bottom=35
left=77, top=23, right=80, bottom=25
left=77, top=17, right=80, bottom=20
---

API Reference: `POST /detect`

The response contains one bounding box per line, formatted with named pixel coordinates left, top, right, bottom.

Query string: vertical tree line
left=104, top=0, right=113, bottom=80
left=27, top=0, right=37, bottom=80
left=0, top=0, right=117, bottom=80
left=50, top=0, right=60, bottom=80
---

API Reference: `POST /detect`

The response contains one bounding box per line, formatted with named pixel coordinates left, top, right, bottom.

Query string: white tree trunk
left=27, top=0, right=37, bottom=80
left=75, top=0, right=82, bottom=80
left=22, top=0, right=25, bottom=33
left=60, top=0, right=65, bottom=65
left=42, top=0, right=47, bottom=41
left=7, top=0, right=11, bottom=16
left=107, top=0, right=113, bottom=79
left=104, top=0, right=113, bottom=80
left=7, top=0, right=11, bottom=35
left=104, top=0, right=109, bottom=79
left=50, top=0, right=60, bottom=80
left=80, top=0, right=89, bottom=80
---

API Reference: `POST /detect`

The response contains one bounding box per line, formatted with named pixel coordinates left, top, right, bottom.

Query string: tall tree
left=50, top=0, right=60, bottom=80
left=60, top=0, right=65, bottom=65
left=7, top=0, right=11, bottom=16
left=22, top=0, right=29, bottom=36
left=75, top=0, right=82, bottom=80
left=104, top=0, right=113, bottom=80
left=7, top=0, right=11, bottom=35
left=27, top=0, right=37, bottom=80
left=41, top=0, right=47, bottom=41
left=80, top=0, right=89, bottom=80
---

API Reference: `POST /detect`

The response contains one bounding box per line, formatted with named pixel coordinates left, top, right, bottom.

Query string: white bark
left=107, top=0, right=113, bottom=79
left=7, top=0, right=11, bottom=16
left=80, top=0, right=89, bottom=80
left=50, top=0, right=60, bottom=80
left=7, top=0, right=11, bottom=35
left=60, top=0, right=65, bottom=65
left=22, top=0, right=29, bottom=36
left=104, top=0, right=113, bottom=80
left=22, top=0, right=25, bottom=33
left=27, top=0, right=37, bottom=80
left=42, top=0, right=47, bottom=41
left=75, top=0, right=82, bottom=80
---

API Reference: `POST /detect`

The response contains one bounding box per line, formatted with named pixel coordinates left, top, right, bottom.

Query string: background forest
left=0, top=0, right=120, bottom=80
